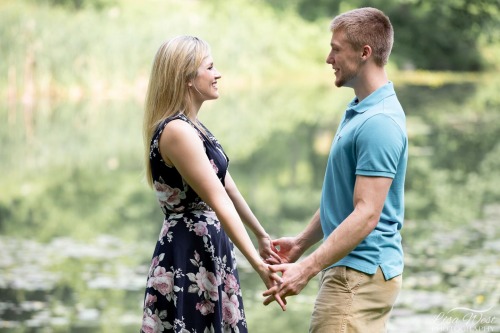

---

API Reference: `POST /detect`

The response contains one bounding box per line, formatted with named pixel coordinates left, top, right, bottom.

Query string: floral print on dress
left=222, top=291, right=242, bottom=330
left=142, top=307, right=172, bottom=333
left=147, top=253, right=183, bottom=306
left=141, top=113, right=246, bottom=333
left=158, top=218, right=177, bottom=244
left=188, top=251, right=221, bottom=302
left=154, top=177, right=187, bottom=213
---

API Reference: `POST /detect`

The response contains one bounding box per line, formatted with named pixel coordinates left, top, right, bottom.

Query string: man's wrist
left=295, top=234, right=311, bottom=256
left=301, top=255, right=322, bottom=280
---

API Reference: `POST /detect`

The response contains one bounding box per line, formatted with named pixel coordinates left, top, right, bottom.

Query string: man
left=263, top=7, right=408, bottom=333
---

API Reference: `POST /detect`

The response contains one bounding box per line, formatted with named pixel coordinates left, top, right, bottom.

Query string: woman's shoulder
left=156, top=113, right=190, bottom=135
left=160, top=112, right=187, bottom=128
left=161, top=115, right=201, bottom=144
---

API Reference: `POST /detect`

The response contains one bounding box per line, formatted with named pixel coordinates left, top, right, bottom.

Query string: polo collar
left=347, top=81, right=395, bottom=114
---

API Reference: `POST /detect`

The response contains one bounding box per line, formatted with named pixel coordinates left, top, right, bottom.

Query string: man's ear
left=361, top=45, right=372, bottom=61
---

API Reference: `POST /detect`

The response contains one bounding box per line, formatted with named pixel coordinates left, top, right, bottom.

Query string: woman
left=141, top=36, right=283, bottom=333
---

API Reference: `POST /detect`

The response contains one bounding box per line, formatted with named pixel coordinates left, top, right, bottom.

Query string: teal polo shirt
left=319, top=82, right=408, bottom=280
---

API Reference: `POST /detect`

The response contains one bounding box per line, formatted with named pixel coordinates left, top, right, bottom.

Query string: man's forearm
left=295, top=209, right=324, bottom=255
left=300, top=205, right=379, bottom=277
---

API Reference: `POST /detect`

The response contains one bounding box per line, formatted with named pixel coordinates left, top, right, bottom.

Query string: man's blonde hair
left=330, top=7, right=393, bottom=66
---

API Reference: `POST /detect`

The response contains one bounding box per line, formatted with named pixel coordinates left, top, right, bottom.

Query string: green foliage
left=0, top=166, right=161, bottom=242
left=387, top=0, right=499, bottom=71
left=479, top=143, right=500, bottom=205
left=0, top=0, right=498, bottom=243
left=263, top=0, right=500, bottom=71
left=1, top=0, right=500, bottom=331
left=30, top=0, right=117, bottom=11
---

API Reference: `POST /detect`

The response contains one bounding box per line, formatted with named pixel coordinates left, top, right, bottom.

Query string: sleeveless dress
left=141, top=113, right=248, bottom=333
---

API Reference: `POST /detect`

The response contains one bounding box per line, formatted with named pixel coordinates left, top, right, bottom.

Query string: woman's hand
left=262, top=262, right=313, bottom=308
left=255, top=261, right=287, bottom=311
left=257, top=234, right=282, bottom=264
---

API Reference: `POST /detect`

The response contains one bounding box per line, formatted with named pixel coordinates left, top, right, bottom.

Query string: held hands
left=262, top=236, right=314, bottom=309
left=256, top=262, right=287, bottom=311
left=262, top=262, right=312, bottom=308
left=265, top=237, right=302, bottom=265
left=256, top=235, right=289, bottom=310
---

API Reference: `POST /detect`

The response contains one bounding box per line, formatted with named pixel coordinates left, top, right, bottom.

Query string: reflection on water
left=1, top=76, right=500, bottom=332
left=0, top=236, right=148, bottom=332
left=1, top=202, right=499, bottom=333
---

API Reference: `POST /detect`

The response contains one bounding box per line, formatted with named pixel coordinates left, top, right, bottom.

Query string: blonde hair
left=330, top=7, right=393, bottom=66
left=143, top=36, right=210, bottom=187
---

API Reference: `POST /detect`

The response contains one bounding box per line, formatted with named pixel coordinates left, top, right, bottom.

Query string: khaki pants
left=309, top=266, right=402, bottom=333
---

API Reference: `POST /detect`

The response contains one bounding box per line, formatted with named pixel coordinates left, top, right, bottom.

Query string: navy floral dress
left=141, top=113, right=248, bottom=333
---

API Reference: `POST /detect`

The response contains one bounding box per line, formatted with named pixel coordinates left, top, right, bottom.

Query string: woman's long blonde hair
left=143, top=36, right=210, bottom=187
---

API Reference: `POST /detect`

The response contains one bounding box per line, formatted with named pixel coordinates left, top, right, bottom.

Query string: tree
left=262, top=0, right=500, bottom=71
left=33, top=0, right=116, bottom=10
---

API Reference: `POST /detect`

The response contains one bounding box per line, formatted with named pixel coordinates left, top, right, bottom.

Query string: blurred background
left=1, top=0, right=499, bottom=332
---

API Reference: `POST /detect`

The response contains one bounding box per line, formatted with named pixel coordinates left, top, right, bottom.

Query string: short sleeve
left=355, top=114, right=406, bottom=178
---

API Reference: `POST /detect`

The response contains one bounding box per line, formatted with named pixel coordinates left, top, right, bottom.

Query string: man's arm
left=264, top=175, right=392, bottom=304
left=267, top=209, right=324, bottom=265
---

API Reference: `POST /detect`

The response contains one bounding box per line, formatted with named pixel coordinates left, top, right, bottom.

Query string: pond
left=1, top=210, right=499, bottom=333
left=1, top=74, right=499, bottom=332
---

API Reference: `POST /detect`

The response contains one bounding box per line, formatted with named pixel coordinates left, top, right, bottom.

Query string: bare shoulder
left=161, top=118, right=200, bottom=145
left=159, top=118, right=203, bottom=165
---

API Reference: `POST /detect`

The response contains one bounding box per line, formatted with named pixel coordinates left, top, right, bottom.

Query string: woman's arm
left=224, top=172, right=281, bottom=262
left=159, top=119, right=285, bottom=309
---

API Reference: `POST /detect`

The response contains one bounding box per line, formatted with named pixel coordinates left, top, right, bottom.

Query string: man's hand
left=255, top=262, right=287, bottom=311
left=265, top=237, right=303, bottom=265
left=262, top=262, right=314, bottom=307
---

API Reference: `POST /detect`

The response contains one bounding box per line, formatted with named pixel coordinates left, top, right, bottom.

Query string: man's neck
left=353, top=66, right=388, bottom=102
